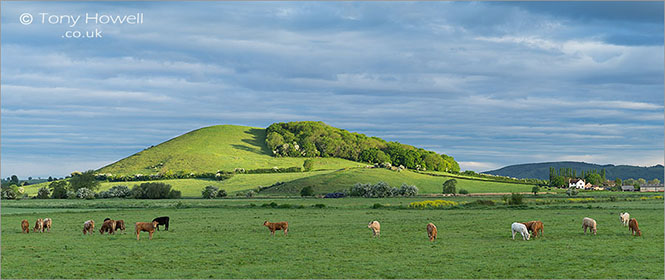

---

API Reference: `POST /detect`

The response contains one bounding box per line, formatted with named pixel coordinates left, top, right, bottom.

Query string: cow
left=368, top=221, right=380, bottom=238
left=152, top=216, right=170, bottom=231
left=263, top=221, right=288, bottom=236
left=83, top=220, right=95, bottom=235
left=21, top=219, right=30, bottom=234
left=426, top=223, right=437, bottom=242
left=582, top=217, right=597, bottom=235
left=511, top=222, right=530, bottom=240
left=114, top=220, right=126, bottom=233
left=33, top=218, right=44, bottom=233
left=620, top=212, right=630, bottom=226
left=100, top=219, right=116, bottom=235
left=135, top=221, right=159, bottom=240
left=521, top=221, right=544, bottom=238
left=629, top=218, right=642, bottom=236
left=42, top=218, right=52, bottom=233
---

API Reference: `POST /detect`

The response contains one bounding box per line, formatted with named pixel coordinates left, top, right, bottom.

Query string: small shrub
left=217, top=189, right=227, bottom=198
left=1, top=188, right=17, bottom=200
left=609, top=196, right=617, bottom=202
left=313, top=203, right=326, bottom=208
left=245, top=190, right=256, bottom=198
left=508, top=193, right=524, bottom=205
left=372, top=203, right=384, bottom=209
left=108, top=185, right=131, bottom=198
left=262, top=202, right=278, bottom=208
left=277, top=203, right=293, bottom=209
left=131, top=182, right=176, bottom=199
left=37, top=187, right=51, bottom=199
left=565, top=188, right=579, bottom=196
left=442, top=179, right=457, bottom=195
left=399, top=184, right=418, bottom=196
left=168, top=190, right=182, bottom=199
left=458, top=189, right=469, bottom=195
left=201, top=185, right=219, bottom=199
left=300, top=186, right=314, bottom=197
left=66, top=191, right=76, bottom=199
left=76, top=188, right=95, bottom=200
left=303, top=159, right=314, bottom=172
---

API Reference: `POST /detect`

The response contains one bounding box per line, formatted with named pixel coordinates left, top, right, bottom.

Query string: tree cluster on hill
left=348, top=182, right=418, bottom=198
left=266, top=121, right=459, bottom=172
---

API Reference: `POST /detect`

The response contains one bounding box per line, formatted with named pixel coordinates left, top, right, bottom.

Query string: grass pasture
left=2, top=197, right=663, bottom=279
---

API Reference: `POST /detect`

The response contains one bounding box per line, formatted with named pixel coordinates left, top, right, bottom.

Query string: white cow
left=511, top=222, right=530, bottom=240
left=619, top=212, right=630, bottom=226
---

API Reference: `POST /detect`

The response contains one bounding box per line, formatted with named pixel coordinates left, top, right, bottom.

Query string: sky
left=1, top=1, right=663, bottom=178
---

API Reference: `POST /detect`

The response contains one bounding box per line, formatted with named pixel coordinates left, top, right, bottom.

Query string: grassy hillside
left=98, top=125, right=362, bottom=175
left=485, top=161, right=664, bottom=181
left=261, top=168, right=539, bottom=195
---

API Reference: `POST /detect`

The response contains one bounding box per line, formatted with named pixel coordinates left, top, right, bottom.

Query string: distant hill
left=484, top=161, right=664, bottom=181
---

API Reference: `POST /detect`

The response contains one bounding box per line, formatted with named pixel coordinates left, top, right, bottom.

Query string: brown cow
left=135, top=221, right=159, bottom=240
left=21, top=219, right=30, bottom=234
left=521, top=221, right=544, bottom=238
left=100, top=219, right=116, bottom=235
left=42, top=218, right=52, bottom=233
left=83, top=220, right=95, bottom=235
left=263, top=221, right=288, bottom=236
left=114, top=220, right=126, bottom=233
left=629, top=218, right=641, bottom=236
left=427, top=223, right=437, bottom=242
left=33, top=218, right=44, bottom=233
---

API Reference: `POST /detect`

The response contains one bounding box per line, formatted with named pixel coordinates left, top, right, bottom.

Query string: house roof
left=621, top=185, right=635, bottom=190
left=570, top=179, right=584, bottom=184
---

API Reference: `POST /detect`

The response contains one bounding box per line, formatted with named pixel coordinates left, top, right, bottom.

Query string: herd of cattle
left=19, top=212, right=642, bottom=241
left=21, top=216, right=170, bottom=240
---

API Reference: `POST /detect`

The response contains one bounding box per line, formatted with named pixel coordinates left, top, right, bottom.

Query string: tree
left=300, top=186, right=314, bottom=197
left=216, top=189, right=228, bottom=198
left=442, top=179, right=457, bottom=195
left=201, top=185, right=219, bottom=199
left=551, top=176, right=566, bottom=187
left=69, top=170, right=100, bottom=192
left=637, top=178, right=647, bottom=186
left=37, top=187, right=51, bottom=199
left=49, top=180, right=69, bottom=199
left=648, top=178, right=661, bottom=185
left=10, top=175, right=19, bottom=186
left=615, top=178, right=622, bottom=187
left=584, top=173, right=602, bottom=185
left=47, top=176, right=54, bottom=182
left=532, top=186, right=540, bottom=196
left=303, top=159, right=314, bottom=172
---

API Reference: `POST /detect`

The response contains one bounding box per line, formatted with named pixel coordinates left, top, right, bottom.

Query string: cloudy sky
left=1, top=2, right=663, bottom=178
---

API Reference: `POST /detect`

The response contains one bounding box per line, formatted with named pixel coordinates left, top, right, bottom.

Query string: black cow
left=152, top=216, right=170, bottom=231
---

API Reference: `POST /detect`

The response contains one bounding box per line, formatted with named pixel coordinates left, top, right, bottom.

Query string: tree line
left=266, top=121, right=460, bottom=172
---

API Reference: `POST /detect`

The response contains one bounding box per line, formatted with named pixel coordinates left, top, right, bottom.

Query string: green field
left=97, top=125, right=363, bottom=175
left=2, top=196, right=663, bottom=279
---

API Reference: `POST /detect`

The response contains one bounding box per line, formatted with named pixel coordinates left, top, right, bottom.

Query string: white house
left=569, top=179, right=585, bottom=189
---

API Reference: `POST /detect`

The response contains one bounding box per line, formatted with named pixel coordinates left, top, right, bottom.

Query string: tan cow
left=42, top=218, right=52, bottom=233
left=100, top=219, right=116, bottom=235
left=33, top=218, right=44, bottom=233
left=135, top=221, right=159, bottom=240
left=368, top=221, right=380, bottom=237
left=21, top=219, right=30, bottom=234
left=83, top=220, right=95, bottom=235
left=427, top=223, right=437, bottom=241
left=620, top=212, right=630, bottom=226
left=582, top=217, right=597, bottom=235
left=263, top=221, right=289, bottom=236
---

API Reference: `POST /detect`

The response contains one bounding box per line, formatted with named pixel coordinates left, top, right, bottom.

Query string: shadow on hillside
left=231, top=128, right=272, bottom=155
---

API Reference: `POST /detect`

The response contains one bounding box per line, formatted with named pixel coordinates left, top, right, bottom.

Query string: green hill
left=98, top=125, right=363, bottom=175
left=484, top=161, right=664, bottom=181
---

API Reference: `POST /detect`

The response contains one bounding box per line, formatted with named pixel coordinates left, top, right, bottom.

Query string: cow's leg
left=136, top=232, right=140, bottom=241
left=165, top=222, right=169, bottom=231
left=284, top=228, right=288, bottom=236
left=149, top=231, right=153, bottom=240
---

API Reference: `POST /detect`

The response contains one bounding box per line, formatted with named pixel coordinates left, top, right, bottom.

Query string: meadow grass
left=2, top=198, right=662, bottom=279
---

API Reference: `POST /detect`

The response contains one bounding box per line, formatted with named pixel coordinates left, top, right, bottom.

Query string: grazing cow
left=135, top=221, right=159, bottom=240
left=263, top=221, right=289, bottom=236
left=83, top=220, right=95, bottom=235
left=33, top=218, right=44, bottom=233
left=426, top=223, right=437, bottom=242
left=582, top=217, right=597, bottom=235
left=629, top=218, right=642, bottom=236
left=521, top=221, right=544, bottom=238
left=152, top=216, right=170, bottom=231
left=114, top=220, right=126, bottom=233
left=511, top=222, right=530, bottom=240
left=21, top=219, right=30, bottom=234
left=620, top=212, right=630, bottom=226
left=368, top=221, right=380, bottom=238
left=100, top=219, right=116, bottom=235
left=42, top=218, right=52, bottom=233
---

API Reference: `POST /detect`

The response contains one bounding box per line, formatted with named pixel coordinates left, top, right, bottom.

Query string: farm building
left=640, top=184, right=665, bottom=192
left=569, top=179, right=585, bottom=189
left=621, top=185, right=636, bottom=192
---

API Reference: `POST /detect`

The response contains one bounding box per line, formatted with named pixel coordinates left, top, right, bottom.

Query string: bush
left=349, top=182, right=414, bottom=198
left=49, top=181, right=69, bottom=199
left=303, top=159, right=314, bottom=172
left=66, top=191, right=76, bottom=199
left=168, top=190, right=182, bottom=199
left=458, top=189, right=469, bottom=195
left=566, top=188, right=579, bottom=197
left=202, top=185, right=219, bottom=199
left=442, top=179, right=457, bottom=195
left=399, top=184, right=418, bottom=196
left=508, top=192, right=524, bottom=205
left=108, top=185, right=131, bottom=198
left=313, top=203, right=326, bottom=208
left=76, top=188, right=95, bottom=200
left=245, top=190, right=256, bottom=198
left=324, top=192, right=346, bottom=198
left=217, top=189, right=228, bottom=198
left=372, top=203, right=384, bottom=209
left=131, top=182, right=177, bottom=199
left=1, top=188, right=17, bottom=199
left=300, top=186, right=314, bottom=197
left=409, top=200, right=459, bottom=209
left=37, top=187, right=51, bottom=199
